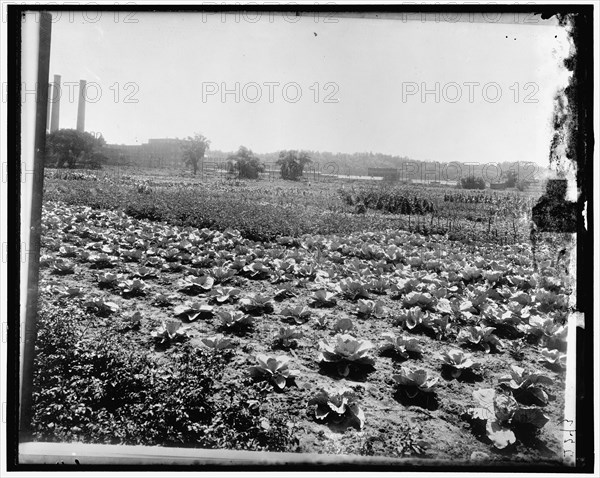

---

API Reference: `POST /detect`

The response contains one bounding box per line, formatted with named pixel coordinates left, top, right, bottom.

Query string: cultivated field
left=31, top=166, right=573, bottom=465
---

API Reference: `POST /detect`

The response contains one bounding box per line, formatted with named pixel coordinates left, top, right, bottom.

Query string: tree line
left=46, top=129, right=313, bottom=181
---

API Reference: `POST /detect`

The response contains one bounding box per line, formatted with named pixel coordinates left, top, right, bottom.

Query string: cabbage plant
left=525, top=316, right=567, bottom=350
left=151, top=319, right=189, bottom=344
left=498, top=365, right=553, bottom=405
left=318, top=334, right=375, bottom=377
left=217, top=310, right=254, bottom=331
left=337, top=279, right=370, bottom=301
left=239, top=294, right=274, bottom=314
left=96, top=272, right=119, bottom=287
left=132, top=266, right=157, bottom=279
left=402, top=292, right=435, bottom=310
left=118, top=278, right=147, bottom=296
left=274, top=282, right=298, bottom=300
left=88, top=253, right=118, bottom=269
left=393, top=307, right=425, bottom=330
left=211, top=266, right=236, bottom=283
left=355, top=299, right=386, bottom=319
left=174, top=301, right=214, bottom=322
left=392, top=368, right=439, bottom=397
left=84, top=297, right=119, bottom=315
left=539, top=348, right=567, bottom=370
left=273, top=326, right=303, bottom=349
left=201, top=334, right=235, bottom=351
left=379, top=333, right=422, bottom=359
left=209, top=287, right=241, bottom=304
left=333, top=317, right=354, bottom=333
left=307, top=388, right=365, bottom=430
left=50, top=258, right=76, bottom=274
left=439, top=349, right=481, bottom=378
left=457, top=326, right=504, bottom=353
left=280, top=305, right=311, bottom=324
left=310, top=290, right=337, bottom=308
left=248, top=354, right=297, bottom=390
left=153, top=293, right=179, bottom=307
left=368, top=278, right=390, bottom=295
left=242, top=261, right=272, bottom=279
left=468, top=388, right=549, bottom=449
left=178, top=275, right=215, bottom=294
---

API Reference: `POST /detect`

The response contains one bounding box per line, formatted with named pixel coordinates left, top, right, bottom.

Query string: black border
left=6, top=3, right=595, bottom=473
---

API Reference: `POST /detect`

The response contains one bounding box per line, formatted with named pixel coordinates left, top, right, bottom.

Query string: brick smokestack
left=76, top=79, right=86, bottom=132
left=49, top=74, right=61, bottom=132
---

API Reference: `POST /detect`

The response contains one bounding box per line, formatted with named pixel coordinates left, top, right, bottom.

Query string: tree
left=460, top=175, right=486, bottom=190
left=182, top=133, right=210, bottom=176
left=46, top=129, right=106, bottom=169
left=227, top=146, right=264, bottom=179
left=276, top=150, right=312, bottom=181
left=504, top=170, right=518, bottom=188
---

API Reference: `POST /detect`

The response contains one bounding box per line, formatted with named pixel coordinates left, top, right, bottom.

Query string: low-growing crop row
left=32, top=200, right=572, bottom=462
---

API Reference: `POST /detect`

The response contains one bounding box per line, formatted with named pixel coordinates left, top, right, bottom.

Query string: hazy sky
left=46, top=11, right=571, bottom=164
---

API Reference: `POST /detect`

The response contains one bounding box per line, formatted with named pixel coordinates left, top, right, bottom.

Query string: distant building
left=104, top=138, right=190, bottom=167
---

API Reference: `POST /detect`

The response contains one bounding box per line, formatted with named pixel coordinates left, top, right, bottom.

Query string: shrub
left=32, top=303, right=298, bottom=451
left=460, top=175, right=486, bottom=190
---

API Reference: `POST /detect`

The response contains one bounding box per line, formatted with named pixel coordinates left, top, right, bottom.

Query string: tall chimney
left=76, top=79, right=86, bottom=132
left=49, top=74, right=61, bottom=132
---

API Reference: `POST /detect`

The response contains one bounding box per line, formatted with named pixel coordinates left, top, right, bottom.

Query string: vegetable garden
left=31, top=168, right=573, bottom=465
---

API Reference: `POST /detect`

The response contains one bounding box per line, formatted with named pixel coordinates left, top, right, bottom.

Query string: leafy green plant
left=307, top=388, right=365, bottom=430
left=217, top=310, right=254, bottom=332
left=178, top=275, right=215, bottom=294
left=379, top=333, right=422, bottom=359
left=402, top=292, right=435, bottom=310
left=152, top=293, right=179, bottom=307
left=318, top=334, right=375, bottom=377
left=392, top=368, right=439, bottom=398
left=468, top=388, right=549, bottom=449
left=525, top=316, right=567, bottom=350
left=539, top=347, right=566, bottom=370
left=337, top=279, right=370, bottom=301
left=50, top=258, right=76, bottom=274
left=239, top=294, right=274, bottom=315
left=84, top=297, right=119, bottom=316
left=368, top=278, right=390, bottom=295
left=209, top=287, right=242, bottom=304
left=439, top=349, right=481, bottom=378
left=333, top=317, right=354, bottom=333
left=242, top=261, right=272, bottom=280
left=248, top=354, right=297, bottom=390
left=272, top=326, right=303, bottom=349
left=97, top=272, right=120, bottom=287
left=174, top=301, right=214, bottom=322
left=355, top=299, right=386, bottom=319
left=118, top=278, right=148, bottom=296
left=151, top=319, right=190, bottom=344
left=132, top=266, right=158, bottom=279
left=200, top=334, right=235, bottom=352
left=274, top=282, right=298, bottom=300
left=211, top=266, right=236, bottom=283
left=280, top=305, right=311, bottom=324
left=457, top=326, right=504, bottom=353
left=393, top=307, right=426, bottom=330
left=498, top=365, right=553, bottom=405
left=310, top=289, right=337, bottom=308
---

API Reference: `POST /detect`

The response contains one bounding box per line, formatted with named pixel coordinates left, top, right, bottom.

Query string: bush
left=460, top=176, right=486, bottom=190
left=228, top=146, right=265, bottom=179
left=338, top=186, right=435, bottom=215
left=31, top=302, right=299, bottom=451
